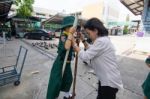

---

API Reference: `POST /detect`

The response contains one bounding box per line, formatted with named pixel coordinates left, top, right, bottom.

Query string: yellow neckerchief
left=63, top=31, right=70, bottom=36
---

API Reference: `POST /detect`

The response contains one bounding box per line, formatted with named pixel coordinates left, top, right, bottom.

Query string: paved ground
left=0, top=36, right=149, bottom=99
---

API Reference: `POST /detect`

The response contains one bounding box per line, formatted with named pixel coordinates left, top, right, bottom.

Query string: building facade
left=81, top=1, right=104, bottom=20
left=81, top=0, right=120, bottom=24
left=11, top=5, right=59, bottom=19
left=72, top=0, right=129, bottom=28
left=9, top=5, right=63, bottom=36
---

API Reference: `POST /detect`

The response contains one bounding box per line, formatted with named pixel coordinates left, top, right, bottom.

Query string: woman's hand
left=79, top=32, right=85, bottom=41
left=73, top=44, right=80, bottom=53
left=72, top=38, right=81, bottom=53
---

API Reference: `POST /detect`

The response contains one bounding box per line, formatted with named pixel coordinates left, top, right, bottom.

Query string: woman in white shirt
left=69, top=18, right=123, bottom=99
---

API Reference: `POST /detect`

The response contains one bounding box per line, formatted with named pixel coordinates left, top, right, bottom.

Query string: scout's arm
left=65, top=34, right=73, bottom=50
left=65, top=27, right=76, bottom=50
left=71, top=33, right=89, bottom=52
left=144, top=96, right=147, bottom=99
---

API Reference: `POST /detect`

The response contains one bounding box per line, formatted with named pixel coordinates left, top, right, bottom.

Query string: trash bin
left=136, top=32, right=144, bottom=37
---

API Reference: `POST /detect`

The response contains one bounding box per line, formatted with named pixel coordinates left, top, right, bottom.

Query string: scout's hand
left=71, top=36, right=76, bottom=45
left=73, top=43, right=80, bottom=53
left=69, top=27, right=76, bottom=34
left=65, top=34, right=73, bottom=50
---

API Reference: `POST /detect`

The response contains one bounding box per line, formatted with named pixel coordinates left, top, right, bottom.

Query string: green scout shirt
left=146, top=57, right=150, bottom=64
left=142, top=72, right=150, bottom=99
left=57, top=32, right=74, bottom=61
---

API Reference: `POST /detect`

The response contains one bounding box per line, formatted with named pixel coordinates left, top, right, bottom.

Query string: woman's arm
left=74, top=40, right=106, bottom=61
left=80, top=33, right=89, bottom=49
left=82, top=40, right=89, bottom=49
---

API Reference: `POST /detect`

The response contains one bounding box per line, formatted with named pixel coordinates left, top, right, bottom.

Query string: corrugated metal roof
left=0, top=0, right=13, bottom=22
left=42, top=14, right=86, bottom=25
left=120, top=0, right=144, bottom=15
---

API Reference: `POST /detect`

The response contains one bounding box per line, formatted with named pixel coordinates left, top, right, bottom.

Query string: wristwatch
left=73, top=44, right=78, bottom=48
left=82, top=39, right=86, bottom=43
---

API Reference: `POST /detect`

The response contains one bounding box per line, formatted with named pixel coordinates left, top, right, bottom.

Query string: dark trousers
left=97, top=81, right=118, bottom=99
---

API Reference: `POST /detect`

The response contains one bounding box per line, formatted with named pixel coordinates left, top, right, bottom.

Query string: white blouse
left=79, top=37, right=123, bottom=89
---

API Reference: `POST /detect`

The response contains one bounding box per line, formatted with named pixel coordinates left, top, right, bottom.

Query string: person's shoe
left=63, top=96, right=72, bottom=99
left=63, top=96, right=68, bottom=99
left=63, top=94, right=73, bottom=99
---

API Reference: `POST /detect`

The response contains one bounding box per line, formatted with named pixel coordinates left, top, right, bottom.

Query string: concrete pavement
left=0, top=36, right=149, bottom=99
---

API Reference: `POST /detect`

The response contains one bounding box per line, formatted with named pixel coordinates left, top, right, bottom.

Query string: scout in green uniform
left=142, top=56, right=150, bottom=99
left=46, top=16, right=75, bottom=99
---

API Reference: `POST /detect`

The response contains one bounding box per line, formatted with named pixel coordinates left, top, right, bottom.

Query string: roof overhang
left=42, top=14, right=87, bottom=25
left=120, top=0, right=144, bottom=15
left=0, top=0, right=13, bottom=22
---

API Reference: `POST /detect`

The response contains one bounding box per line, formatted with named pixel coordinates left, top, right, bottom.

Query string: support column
left=141, top=0, right=150, bottom=36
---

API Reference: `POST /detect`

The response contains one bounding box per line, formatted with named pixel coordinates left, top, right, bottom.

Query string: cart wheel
left=14, top=81, right=20, bottom=86
left=25, top=35, right=29, bottom=39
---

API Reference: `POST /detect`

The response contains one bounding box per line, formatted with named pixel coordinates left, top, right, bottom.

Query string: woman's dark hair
left=84, top=18, right=108, bottom=37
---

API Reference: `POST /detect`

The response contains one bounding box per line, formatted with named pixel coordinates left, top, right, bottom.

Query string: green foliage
left=123, top=25, right=129, bottom=34
left=15, top=0, right=34, bottom=17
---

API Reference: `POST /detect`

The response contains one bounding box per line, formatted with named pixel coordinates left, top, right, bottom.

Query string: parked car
left=55, top=29, right=61, bottom=38
left=45, top=29, right=55, bottom=38
left=24, top=29, right=54, bottom=40
left=16, top=32, right=26, bottom=38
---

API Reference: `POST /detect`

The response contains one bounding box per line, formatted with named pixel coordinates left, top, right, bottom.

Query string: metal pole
left=62, top=14, right=78, bottom=76
left=71, top=31, right=80, bottom=99
left=70, top=15, right=81, bottom=99
left=3, top=31, right=6, bottom=58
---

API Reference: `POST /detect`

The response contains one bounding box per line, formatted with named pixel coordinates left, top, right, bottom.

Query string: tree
left=123, top=14, right=130, bottom=34
left=15, top=0, right=34, bottom=17
left=15, top=0, right=34, bottom=32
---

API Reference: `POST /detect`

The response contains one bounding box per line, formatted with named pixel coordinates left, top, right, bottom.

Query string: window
left=36, top=13, right=45, bottom=16
left=49, top=15, right=52, bottom=17
left=36, top=30, right=43, bottom=33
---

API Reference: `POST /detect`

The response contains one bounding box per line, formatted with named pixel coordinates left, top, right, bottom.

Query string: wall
left=82, top=1, right=104, bottom=20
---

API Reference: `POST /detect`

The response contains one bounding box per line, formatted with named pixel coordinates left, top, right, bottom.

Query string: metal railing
left=0, top=32, right=6, bottom=58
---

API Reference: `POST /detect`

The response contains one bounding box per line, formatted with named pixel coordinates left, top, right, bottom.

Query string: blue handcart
left=0, top=46, right=28, bottom=86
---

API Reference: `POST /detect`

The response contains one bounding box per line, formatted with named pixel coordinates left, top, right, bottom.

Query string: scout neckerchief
left=63, top=31, right=70, bottom=36
left=61, top=31, right=70, bottom=42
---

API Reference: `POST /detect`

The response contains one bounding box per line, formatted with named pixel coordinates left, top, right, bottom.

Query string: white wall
left=81, top=1, right=104, bottom=20
left=106, top=0, right=141, bottom=22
